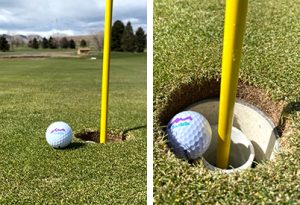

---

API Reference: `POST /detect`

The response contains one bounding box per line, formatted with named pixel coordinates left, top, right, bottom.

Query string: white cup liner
left=202, top=126, right=255, bottom=173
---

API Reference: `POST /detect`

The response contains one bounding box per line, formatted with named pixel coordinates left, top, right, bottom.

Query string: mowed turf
left=154, top=0, right=299, bottom=204
left=0, top=53, right=146, bottom=204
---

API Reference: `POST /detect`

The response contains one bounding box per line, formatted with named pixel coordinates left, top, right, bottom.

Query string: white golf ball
left=167, top=111, right=212, bottom=160
left=45, top=121, right=72, bottom=149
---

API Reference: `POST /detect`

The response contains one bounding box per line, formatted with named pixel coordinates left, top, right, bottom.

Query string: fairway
left=154, top=0, right=300, bottom=203
left=0, top=53, right=146, bottom=204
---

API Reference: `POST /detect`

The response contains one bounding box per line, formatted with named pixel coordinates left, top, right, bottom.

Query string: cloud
left=0, top=0, right=147, bottom=36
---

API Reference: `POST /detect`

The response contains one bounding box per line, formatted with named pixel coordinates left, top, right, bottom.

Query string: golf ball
left=45, top=121, right=72, bottom=148
left=167, top=111, right=212, bottom=160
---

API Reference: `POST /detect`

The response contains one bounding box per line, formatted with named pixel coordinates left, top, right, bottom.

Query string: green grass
left=154, top=0, right=300, bottom=203
left=0, top=52, right=147, bottom=204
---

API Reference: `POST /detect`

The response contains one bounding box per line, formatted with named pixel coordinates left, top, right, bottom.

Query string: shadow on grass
left=123, top=125, right=147, bottom=136
left=65, top=142, right=86, bottom=150
left=276, top=101, right=300, bottom=136
left=75, top=125, right=147, bottom=143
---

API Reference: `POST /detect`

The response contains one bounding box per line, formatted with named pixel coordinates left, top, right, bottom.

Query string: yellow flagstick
left=100, top=0, right=113, bottom=144
left=217, top=0, right=248, bottom=168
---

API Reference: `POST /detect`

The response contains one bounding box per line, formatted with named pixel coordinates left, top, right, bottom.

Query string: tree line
left=27, top=37, right=80, bottom=49
left=0, top=20, right=146, bottom=52
left=0, top=36, right=84, bottom=51
left=111, top=21, right=146, bottom=52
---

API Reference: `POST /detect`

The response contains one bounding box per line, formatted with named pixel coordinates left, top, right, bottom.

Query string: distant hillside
left=27, top=35, right=43, bottom=41
left=0, top=34, right=42, bottom=44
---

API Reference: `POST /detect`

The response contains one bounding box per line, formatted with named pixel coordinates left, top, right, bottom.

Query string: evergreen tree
left=0, top=36, right=10, bottom=52
left=48, top=37, right=58, bottom=49
left=111, top=20, right=125, bottom=51
left=41, top=37, right=49, bottom=49
left=69, top=39, right=76, bottom=49
left=32, top=38, right=39, bottom=49
left=60, top=37, right=69, bottom=48
left=135, top=27, right=146, bottom=53
left=80, top=39, right=87, bottom=47
left=121, top=22, right=135, bottom=52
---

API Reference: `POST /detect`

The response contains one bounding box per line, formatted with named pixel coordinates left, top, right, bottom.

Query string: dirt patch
left=236, top=82, right=286, bottom=125
left=0, top=55, right=48, bottom=59
left=157, top=77, right=287, bottom=134
left=75, top=130, right=126, bottom=143
left=157, top=78, right=221, bottom=127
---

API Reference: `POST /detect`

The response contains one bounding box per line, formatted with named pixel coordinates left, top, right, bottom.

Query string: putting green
left=0, top=53, right=147, bottom=204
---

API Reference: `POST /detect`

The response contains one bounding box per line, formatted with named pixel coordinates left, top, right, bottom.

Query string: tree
left=69, top=39, right=76, bottom=49
left=11, top=36, right=24, bottom=50
left=135, top=27, right=146, bottom=53
left=93, top=32, right=103, bottom=50
left=32, top=38, right=39, bottom=49
left=121, top=22, right=135, bottom=52
left=41, top=37, right=49, bottom=49
left=111, top=20, right=125, bottom=51
left=80, top=39, right=87, bottom=47
left=60, top=37, right=69, bottom=48
left=49, top=37, right=58, bottom=49
left=28, top=39, right=33, bottom=48
left=0, top=36, right=10, bottom=52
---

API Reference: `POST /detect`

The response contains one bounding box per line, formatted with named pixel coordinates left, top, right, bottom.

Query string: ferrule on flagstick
left=217, top=0, right=248, bottom=168
left=100, top=0, right=113, bottom=144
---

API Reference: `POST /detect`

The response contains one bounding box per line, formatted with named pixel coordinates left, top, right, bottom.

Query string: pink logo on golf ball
left=169, top=116, right=192, bottom=129
left=51, top=128, right=66, bottom=134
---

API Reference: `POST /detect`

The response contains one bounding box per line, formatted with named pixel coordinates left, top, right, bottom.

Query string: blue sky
left=0, top=0, right=147, bottom=36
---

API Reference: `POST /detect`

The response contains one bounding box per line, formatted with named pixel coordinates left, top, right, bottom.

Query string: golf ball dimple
left=167, top=111, right=212, bottom=160
left=45, top=121, right=72, bottom=149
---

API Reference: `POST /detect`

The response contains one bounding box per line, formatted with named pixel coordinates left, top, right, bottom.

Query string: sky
left=0, top=0, right=147, bottom=37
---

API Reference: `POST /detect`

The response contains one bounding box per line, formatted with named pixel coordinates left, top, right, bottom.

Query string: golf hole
left=202, top=126, right=255, bottom=173
left=187, top=98, right=281, bottom=168
left=75, top=129, right=126, bottom=143
left=158, top=78, right=288, bottom=171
